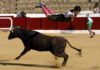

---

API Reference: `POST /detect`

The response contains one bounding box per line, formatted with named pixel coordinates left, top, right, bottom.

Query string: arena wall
left=0, top=14, right=100, bottom=30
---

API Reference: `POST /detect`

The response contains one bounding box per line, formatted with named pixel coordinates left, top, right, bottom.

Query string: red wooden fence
left=0, top=16, right=100, bottom=30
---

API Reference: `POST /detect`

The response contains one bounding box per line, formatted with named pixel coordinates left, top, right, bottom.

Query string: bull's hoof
left=53, top=64, right=61, bottom=68
left=53, top=58, right=61, bottom=68
left=79, top=49, right=82, bottom=57
left=15, top=57, right=20, bottom=60
left=76, top=49, right=82, bottom=57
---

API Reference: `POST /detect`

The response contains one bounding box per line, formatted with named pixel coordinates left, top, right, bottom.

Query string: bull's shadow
left=0, top=61, right=58, bottom=68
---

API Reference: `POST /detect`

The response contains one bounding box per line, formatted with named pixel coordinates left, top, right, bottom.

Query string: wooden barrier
left=0, top=16, right=100, bottom=30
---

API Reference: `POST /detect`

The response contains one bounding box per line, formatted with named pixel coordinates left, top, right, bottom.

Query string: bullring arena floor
left=0, top=31, right=100, bottom=70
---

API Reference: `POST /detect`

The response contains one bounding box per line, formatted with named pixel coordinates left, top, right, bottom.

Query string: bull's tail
left=66, top=39, right=82, bottom=56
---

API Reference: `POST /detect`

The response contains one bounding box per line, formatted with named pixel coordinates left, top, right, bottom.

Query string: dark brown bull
left=8, top=26, right=81, bottom=67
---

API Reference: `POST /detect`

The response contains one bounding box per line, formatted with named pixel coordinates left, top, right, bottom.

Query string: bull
left=8, top=26, right=81, bottom=67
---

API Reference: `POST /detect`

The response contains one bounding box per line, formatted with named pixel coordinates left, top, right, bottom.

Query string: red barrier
left=57, top=22, right=70, bottom=30
left=0, top=19, right=11, bottom=28
left=92, top=17, right=100, bottom=29
left=13, top=17, right=26, bottom=29
left=72, top=17, right=87, bottom=30
left=41, top=18, right=57, bottom=30
left=26, top=18, right=41, bottom=30
left=0, top=17, right=100, bottom=30
left=0, top=16, right=13, bottom=28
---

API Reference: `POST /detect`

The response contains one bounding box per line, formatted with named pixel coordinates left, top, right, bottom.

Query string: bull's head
left=8, top=26, right=21, bottom=40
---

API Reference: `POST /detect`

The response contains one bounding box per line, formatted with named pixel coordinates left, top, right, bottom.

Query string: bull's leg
left=15, top=48, right=30, bottom=60
left=53, top=52, right=69, bottom=66
left=62, top=53, right=69, bottom=66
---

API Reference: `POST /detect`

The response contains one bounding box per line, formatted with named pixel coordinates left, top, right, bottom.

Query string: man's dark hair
left=74, top=6, right=81, bottom=12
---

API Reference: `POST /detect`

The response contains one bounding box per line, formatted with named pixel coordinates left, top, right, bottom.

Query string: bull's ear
left=15, top=26, right=21, bottom=29
left=10, top=27, right=14, bottom=31
left=13, top=26, right=21, bottom=29
left=10, top=26, right=21, bottom=31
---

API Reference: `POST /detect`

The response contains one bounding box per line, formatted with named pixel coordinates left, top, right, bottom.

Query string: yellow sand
left=0, top=31, right=100, bottom=70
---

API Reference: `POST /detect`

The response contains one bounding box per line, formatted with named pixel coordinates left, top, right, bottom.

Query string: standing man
left=86, top=14, right=95, bottom=38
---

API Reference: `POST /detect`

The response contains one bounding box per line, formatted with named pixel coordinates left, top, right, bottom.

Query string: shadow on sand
left=0, top=61, right=59, bottom=69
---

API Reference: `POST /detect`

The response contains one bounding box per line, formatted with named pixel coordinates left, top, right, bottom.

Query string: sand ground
left=0, top=31, right=100, bottom=70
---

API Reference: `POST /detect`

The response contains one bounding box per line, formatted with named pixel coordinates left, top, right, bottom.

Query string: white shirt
left=87, top=16, right=93, bottom=23
left=64, top=11, right=74, bottom=18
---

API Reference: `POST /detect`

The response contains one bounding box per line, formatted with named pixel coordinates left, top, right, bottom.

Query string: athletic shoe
left=35, top=2, right=46, bottom=8
left=93, top=32, right=95, bottom=36
left=90, top=36, right=93, bottom=38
